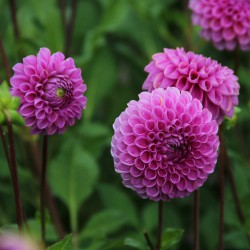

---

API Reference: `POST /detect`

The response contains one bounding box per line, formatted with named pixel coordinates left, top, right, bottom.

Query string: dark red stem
left=8, top=0, right=20, bottom=41
left=64, top=0, right=77, bottom=57
left=218, top=128, right=225, bottom=250
left=193, top=190, right=200, bottom=250
left=0, top=37, right=11, bottom=81
left=0, top=125, right=11, bottom=167
left=6, top=114, right=24, bottom=230
left=41, top=135, right=48, bottom=243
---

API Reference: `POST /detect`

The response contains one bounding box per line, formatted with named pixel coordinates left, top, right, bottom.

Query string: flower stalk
left=218, top=127, right=225, bottom=250
left=156, top=200, right=164, bottom=250
left=41, top=135, right=48, bottom=242
left=193, top=190, right=200, bottom=250
left=5, top=112, right=25, bottom=230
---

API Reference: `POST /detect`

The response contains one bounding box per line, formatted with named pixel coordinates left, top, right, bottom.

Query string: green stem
left=156, top=200, right=164, bottom=250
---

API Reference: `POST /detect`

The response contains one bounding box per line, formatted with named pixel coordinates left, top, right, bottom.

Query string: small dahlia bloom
left=189, top=0, right=250, bottom=51
left=10, top=48, right=87, bottom=135
left=143, top=48, right=239, bottom=125
left=0, top=234, right=42, bottom=250
left=111, top=87, right=219, bottom=201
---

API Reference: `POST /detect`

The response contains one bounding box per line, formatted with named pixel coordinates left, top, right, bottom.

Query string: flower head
left=143, top=48, right=239, bottom=125
left=0, top=234, right=42, bottom=250
left=189, top=0, right=250, bottom=51
left=10, top=48, right=87, bottom=135
left=111, top=87, right=219, bottom=201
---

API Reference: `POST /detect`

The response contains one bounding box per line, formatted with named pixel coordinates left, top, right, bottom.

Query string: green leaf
left=161, top=228, right=184, bottom=249
left=142, top=203, right=158, bottom=231
left=80, top=210, right=127, bottom=240
left=84, top=48, right=117, bottom=121
left=8, top=110, right=25, bottom=126
left=78, top=122, right=111, bottom=158
left=98, top=184, right=139, bottom=227
left=124, top=237, right=147, bottom=250
left=99, top=0, right=129, bottom=32
left=48, top=141, right=99, bottom=232
left=47, top=234, right=72, bottom=250
left=25, top=218, right=57, bottom=242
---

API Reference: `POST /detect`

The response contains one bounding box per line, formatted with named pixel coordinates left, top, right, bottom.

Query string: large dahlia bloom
left=10, top=48, right=87, bottom=135
left=143, top=48, right=239, bottom=125
left=189, top=0, right=250, bottom=51
left=111, top=87, right=219, bottom=201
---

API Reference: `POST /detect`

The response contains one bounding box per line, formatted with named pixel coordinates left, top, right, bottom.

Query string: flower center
left=56, top=88, right=66, bottom=98
left=157, top=134, right=188, bottom=162
left=44, top=77, right=73, bottom=108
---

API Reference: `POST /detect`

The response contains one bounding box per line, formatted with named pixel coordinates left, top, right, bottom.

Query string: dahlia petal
left=146, top=186, right=159, bottom=197
left=13, top=63, right=24, bottom=74
left=37, top=118, right=49, bottom=129
left=19, top=104, right=35, bottom=116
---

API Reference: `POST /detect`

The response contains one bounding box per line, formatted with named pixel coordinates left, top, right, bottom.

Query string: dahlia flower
left=143, top=48, right=239, bottom=125
left=111, top=87, right=219, bottom=201
left=0, top=234, right=42, bottom=250
left=10, top=48, right=87, bottom=135
left=189, top=0, right=250, bottom=51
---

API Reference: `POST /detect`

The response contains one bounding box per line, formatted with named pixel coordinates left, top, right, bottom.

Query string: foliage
left=0, top=0, right=250, bottom=249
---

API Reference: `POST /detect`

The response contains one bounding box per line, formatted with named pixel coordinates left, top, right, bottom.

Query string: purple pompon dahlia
left=189, top=0, right=250, bottom=51
left=111, top=87, right=219, bottom=201
left=0, top=234, right=42, bottom=250
left=143, top=48, right=239, bottom=125
left=10, top=48, right=87, bottom=135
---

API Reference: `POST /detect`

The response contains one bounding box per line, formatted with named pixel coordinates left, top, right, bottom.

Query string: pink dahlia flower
left=10, top=48, right=87, bottom=135
left=143, top=48, right=239, bottom=125
left=111, top=87, right=219, bottom=201
left=189, top=0, right=250, bottom=51
left=0, top=234, right=42, bottom=250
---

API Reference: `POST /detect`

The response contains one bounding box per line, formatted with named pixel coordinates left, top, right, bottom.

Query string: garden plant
left=0, top=0, right=250, bottom=250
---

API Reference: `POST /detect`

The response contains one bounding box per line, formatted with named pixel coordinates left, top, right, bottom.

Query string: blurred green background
left=0, top=0, right=250, bottom=249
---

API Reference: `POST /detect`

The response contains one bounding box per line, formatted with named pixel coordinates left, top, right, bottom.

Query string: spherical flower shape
left=0, top=234, right=42, bottom=250
left=189, top=0, right=250, bottom=51
left=10, top=48, right=87, bottom=135
left=111, top=87, right=219, bottom=201
left=142, top=47, right=239, bottom=125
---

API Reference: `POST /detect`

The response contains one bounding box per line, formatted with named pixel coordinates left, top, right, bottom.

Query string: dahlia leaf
left=84, top=48, right=117, bottom=121
left=161, top=228, right=184, bottom=249
left=124, top=237, right=147, bottom=250
left=8, top=110, right=25, bottom=126
left=98, top=184, right=139, bottom=227
left=79, top=210, right=127, bottom=240
left=48, top=142, right=99, bottom=232
left=47, top=234, right=72, bottom=250
left=100, top=0, right=129, bottom=32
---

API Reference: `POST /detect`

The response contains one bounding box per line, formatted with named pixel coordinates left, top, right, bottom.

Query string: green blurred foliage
left=0, top=0, right=250, bottom=249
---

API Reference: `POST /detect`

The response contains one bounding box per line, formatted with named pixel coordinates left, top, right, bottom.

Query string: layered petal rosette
left=111, top=87, right=219, bottom=201
left=10, top=48, right=87, bottom=135
left=189, top=0, right=250, bottom=51
left=143, top=48, right=239, bottom=124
